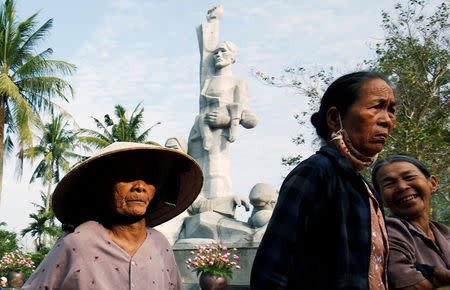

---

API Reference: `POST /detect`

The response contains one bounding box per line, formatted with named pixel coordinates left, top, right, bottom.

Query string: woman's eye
left=382, top=182, right=394, bottom=188
left=404, top=175, right=415, bottom=181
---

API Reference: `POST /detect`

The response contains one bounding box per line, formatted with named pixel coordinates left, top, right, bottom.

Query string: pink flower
left=236, top=265, right=241, bottom=269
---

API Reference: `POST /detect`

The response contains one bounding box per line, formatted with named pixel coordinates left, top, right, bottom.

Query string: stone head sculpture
left=248, top=183, right=278, bottom=228
left=165, top=136, right=188, bottom=153
left=213, top=41, right=237, bottom=69
left=249, top=183, right=277, bottom=211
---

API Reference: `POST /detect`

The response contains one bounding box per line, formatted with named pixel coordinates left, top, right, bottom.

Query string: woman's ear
left=429, top=175, right=438, bottom=195
left=326, top=106, right=341, bottom=132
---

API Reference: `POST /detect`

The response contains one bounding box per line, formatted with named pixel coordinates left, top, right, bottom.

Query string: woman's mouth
left=373, top=134, right=387, bottom=143
left=396, top=194, right=419, bottom=205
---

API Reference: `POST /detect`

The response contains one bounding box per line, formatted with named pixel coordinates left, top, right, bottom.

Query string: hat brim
left=52, top=143, right=203, bottom=228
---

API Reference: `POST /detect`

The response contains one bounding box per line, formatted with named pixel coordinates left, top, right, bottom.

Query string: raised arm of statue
left=196, top=5, right=223, bottom=91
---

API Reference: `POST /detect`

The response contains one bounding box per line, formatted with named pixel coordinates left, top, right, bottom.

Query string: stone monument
left=156, top=6, right=277, bottom=288
left=187, top=4, right=258, bottom=201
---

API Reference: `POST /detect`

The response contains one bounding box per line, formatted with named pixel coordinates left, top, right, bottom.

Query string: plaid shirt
left=251, top=146, right=383, bottom=290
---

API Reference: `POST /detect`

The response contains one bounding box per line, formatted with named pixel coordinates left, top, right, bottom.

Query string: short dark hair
left=371, top=154, right=431, bottom=192
left=311, top=71, right=391, bottom=140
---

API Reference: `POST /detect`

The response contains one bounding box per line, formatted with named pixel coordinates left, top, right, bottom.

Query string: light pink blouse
left=22, top=221, right=183, bottom=290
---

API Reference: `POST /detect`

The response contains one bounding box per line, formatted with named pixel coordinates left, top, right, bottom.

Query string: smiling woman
left=22, top=142, right=203, bottom=289
left=372, top=155, right=450, bottom=289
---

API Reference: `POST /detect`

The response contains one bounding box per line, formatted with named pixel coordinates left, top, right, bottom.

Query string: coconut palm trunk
left=0, top=95, right=5, bottom=205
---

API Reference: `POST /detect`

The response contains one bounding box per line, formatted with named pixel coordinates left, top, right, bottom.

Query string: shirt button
left=131, top=261, right=136, bottom=266
left=131, top=282, right=135, bottom=287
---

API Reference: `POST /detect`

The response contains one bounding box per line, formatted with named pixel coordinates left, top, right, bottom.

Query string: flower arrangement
left=185, top=241, right=241, bottom=279
left=0, top=250, right=35, bottom=272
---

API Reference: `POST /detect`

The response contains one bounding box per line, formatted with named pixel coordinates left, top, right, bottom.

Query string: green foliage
left=368, top=0, right=449, bottom=224
left=0, top=0, right=76, bottom=203
left=23, top=113, right=87, bottom=212
left=80, top=103, right=161, bottom=150
left=255, top=0, right=449, bottom=224
left=21, top=211, right=62, bottom=251
left=0, top=222, right=19, bottom=258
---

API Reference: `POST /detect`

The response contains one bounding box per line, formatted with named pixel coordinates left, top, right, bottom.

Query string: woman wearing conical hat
left=23, top=142, right=203, bottom=289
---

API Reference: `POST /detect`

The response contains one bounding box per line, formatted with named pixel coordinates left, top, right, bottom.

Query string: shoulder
left=63, top=221, right=104, bottom=246
left=430, top=220, right=450, bottom=237
left=283, top=150, right=335, bottom=187
left=147, top=228, right=172, bottom=249
left=385, top=217, right=415, bottom=242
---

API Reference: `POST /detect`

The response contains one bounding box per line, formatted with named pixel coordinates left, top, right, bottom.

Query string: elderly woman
left=251, top=71, right=396, bottom=289
left=372, top=155, right=450, bottom=289
left=23, top=142, right=203, bottom=289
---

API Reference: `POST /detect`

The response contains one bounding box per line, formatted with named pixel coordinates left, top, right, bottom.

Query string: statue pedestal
left=173, top=242, right=259, bottom=289
left=177, top=212, right=254, bottom=243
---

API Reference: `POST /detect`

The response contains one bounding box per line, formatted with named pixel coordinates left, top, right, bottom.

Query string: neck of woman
left=411, top=215, right=434, bottom=242
left=215, top=65, right=232, bottom=76
left=104, top=217, right=148, bottom=257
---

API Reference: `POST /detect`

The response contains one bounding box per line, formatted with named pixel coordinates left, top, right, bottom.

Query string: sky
left=0, top=0, right=407, bottom=249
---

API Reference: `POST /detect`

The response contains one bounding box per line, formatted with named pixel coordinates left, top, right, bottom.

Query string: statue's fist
left=232, top=195, right=250, bottom=211
left=206, top=5, right=223, bottom=22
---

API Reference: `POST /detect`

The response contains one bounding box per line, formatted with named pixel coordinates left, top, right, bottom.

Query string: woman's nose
left=132, top=180, right=147, bottom=192
left=378, top=110, right=395, bottom=129
left=395, top=179, right=410, bottom=192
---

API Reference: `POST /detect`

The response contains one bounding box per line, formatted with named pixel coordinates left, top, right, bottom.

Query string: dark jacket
left=250, top=146, right=383, bottom=290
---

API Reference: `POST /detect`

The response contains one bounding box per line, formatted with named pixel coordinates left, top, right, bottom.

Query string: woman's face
left=214, top=45, right=234, bottom=69
left=103, top=161, right=156, bottom=218
left=375, top=161, right=437, bottom=221
left=110, top=179, right=155, bottom=217
left=341, top=78, right=396, bottom=156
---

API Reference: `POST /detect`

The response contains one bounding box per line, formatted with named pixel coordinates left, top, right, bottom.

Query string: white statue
left=247, top=183, right=278, bottom=228
left=188, top=5, right=258, bottom=201
left=165, top=136, right=188, bottom=153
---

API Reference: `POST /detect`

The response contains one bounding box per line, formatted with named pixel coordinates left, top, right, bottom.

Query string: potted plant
left=0, top=250, right=35, bottom=287
left=185, top=241, right=241, bottom=290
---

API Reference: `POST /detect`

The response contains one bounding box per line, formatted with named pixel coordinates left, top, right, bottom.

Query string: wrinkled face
left=110, top=179, right=156, bottom=217
left=375, top=162, right=437, bottom=221
left=213, top=45, right=235, bottom=69
left=342, top=78, right=396, bottom=156
left=103, top=161, right=156, bottom=218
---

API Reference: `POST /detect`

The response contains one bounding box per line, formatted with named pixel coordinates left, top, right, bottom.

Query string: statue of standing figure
left=188, top=5, right=258, bottom=204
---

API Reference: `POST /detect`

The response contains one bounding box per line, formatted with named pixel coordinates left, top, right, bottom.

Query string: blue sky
left=1, top=0, right=412, bottom=248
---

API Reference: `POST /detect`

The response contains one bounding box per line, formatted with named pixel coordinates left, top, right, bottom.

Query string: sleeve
left=250, top=161, right=324, bottom=289
left=22, top=238, right=74, bottom=289
left=386, top=218, right=428, bottom=288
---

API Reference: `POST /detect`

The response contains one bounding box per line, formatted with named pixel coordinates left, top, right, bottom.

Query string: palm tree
left=23, top=114, right=86, bottom=213
left=80, top=103, right=161, bottom=149
left=21, top=211, right=60, bottom=251
left=0, top=0, right=76, bottom=204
